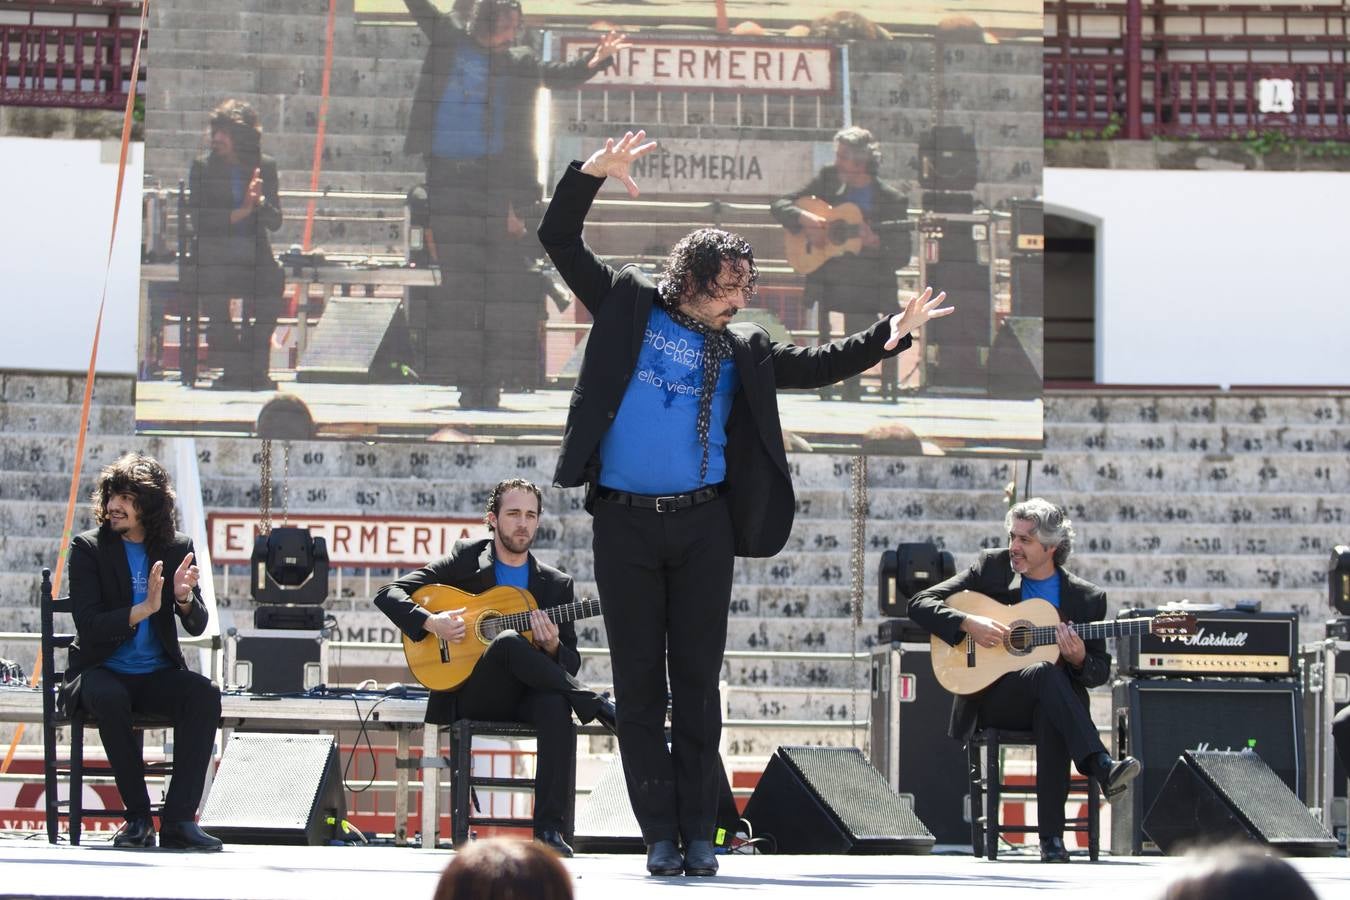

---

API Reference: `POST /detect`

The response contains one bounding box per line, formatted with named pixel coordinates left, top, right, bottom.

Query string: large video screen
left=137, top=0, right=1043, bottom=458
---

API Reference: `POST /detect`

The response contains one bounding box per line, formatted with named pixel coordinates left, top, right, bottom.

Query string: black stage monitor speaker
left=296, top=297, right=407, bottom=384
left=1111, top=679, right=1303, bottom=856
left=742, top=746, right=934, bottom=854
left=573, top=754, right=739, bottom=853
left=1142, top=750, right=1336, bottom=857
left=200, top=733, right=345, bottom=845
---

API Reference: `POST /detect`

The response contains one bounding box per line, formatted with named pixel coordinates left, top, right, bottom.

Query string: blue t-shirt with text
left=1021, top=571, right=1062, bottom=609
left=432, top=42, right=508, bottom=160
left=104, top=539, right=170, bottom=674
left=599, top=305, right=739, bottom=494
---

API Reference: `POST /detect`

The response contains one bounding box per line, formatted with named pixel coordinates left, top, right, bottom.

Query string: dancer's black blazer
left=539, top=162, right=911, bottom=558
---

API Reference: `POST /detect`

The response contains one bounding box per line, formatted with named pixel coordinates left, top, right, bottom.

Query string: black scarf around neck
left=664, top=303, right=734, bottom=483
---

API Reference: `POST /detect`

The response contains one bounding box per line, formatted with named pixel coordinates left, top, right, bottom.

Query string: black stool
left=966, top=727, right=1100, bottom=861
left=446, top=717, right=576, bottom=848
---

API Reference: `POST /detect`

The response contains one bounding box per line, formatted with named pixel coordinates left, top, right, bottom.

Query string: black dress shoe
left=682, top=839, right=718, bottom=876
left=592, top=697, right=618, bottom=735
left=1039, top=836, right=1070, bottom=863
left=1099, top=755, right=1142, bottom=801
left=646, top=840, right=683, bottom=876
left=112, top=816, right=156, bottom=849
left=159, top=821, right=223, bottom=852
left=534, top=829, right=574, bottom=858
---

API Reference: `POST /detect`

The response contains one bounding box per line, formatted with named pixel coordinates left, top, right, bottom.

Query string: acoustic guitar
left=402, top=584, right=602, bottom=691
left=929, top=591, right=1196, bottom=696
left=783, top=196, right=914, bottom=275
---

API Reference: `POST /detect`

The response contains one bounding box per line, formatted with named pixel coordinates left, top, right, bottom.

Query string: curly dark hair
left=209, top=98, right=262, bottom=166
left=468, top=0, right=522, bottom=41
left=657, top=228, right=758, bottom=309
left=484, top=477, right=542, bottom=532
left=91, top=452, right=178, bottom=549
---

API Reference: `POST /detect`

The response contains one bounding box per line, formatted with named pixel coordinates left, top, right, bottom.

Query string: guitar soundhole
left=1007, top=622, right=1035, bottom=655
left=477, top=611, right=503, bottom=644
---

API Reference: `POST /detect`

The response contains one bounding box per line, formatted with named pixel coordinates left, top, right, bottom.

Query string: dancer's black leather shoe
left=646, top=840, right=683, bottom=876
left=683, top=839, right=718, bottom=876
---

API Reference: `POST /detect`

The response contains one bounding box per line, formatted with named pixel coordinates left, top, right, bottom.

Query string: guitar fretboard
left=487, top=597, right=603, bottom=636
left=1018, top=616, right=1155, bottom=648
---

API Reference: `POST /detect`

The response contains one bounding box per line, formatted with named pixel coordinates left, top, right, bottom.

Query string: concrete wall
left=1044, top=167, right=1350, bottom=387
left=0, top=137, right=142, bottom=375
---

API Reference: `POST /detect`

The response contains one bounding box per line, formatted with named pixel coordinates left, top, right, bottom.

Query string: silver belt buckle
left=654, top=495, right=679, bottom=513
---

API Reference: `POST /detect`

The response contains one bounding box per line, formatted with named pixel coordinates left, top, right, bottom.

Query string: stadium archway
left=1042, top=206, right=1100, bottom=384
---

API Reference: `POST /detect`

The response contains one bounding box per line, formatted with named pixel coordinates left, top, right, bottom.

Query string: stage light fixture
left=878, top=541, right=955, bottom=618
left=251, top=527, right=329, bottom=630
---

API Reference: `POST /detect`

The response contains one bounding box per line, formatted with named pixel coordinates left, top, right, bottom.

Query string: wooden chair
left=439, top=694, right=576, bottom=848
left=39, top=568, right=173, bottom=845
left=966, top=726, right=1100, bottom=861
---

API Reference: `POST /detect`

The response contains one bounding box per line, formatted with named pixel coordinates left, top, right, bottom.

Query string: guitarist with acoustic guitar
left=373, top=477, right=617, bottom=858
left=770, top=127, right=913, bottom=401
left=906, top=499, right=1142, bottom=863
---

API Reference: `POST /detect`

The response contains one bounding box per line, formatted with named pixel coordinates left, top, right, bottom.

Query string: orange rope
left=284, top=0, right=337, bottom=318
left=0, top=1, right=150, bottom=778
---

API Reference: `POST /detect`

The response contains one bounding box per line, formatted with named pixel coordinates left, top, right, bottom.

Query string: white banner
left=560, top=38, right=833, bottom=94
left=208, top=514, right=489, bottom=568
left=554, top=136, right=817, bottom=196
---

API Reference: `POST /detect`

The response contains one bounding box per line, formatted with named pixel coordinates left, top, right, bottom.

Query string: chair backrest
left=38, top=570, right=76, bottom=723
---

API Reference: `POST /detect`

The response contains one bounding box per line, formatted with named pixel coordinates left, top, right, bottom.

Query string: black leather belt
left=597, top=484, right=723, bottom=513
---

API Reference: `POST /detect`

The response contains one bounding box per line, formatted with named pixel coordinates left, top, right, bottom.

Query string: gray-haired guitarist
left=907, top=498, right=1142, bottom=863
left=373, top=477, right=616, bottom=858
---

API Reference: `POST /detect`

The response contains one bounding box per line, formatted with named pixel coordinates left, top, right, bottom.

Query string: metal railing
left=1046, top=56, right=1350, bottom=140
left=0, top=23, right=144, bottom=110
left=1045, top=0, right=1350, bottom=140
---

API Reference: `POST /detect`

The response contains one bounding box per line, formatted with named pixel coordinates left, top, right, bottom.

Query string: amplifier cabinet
left=1111, top=678, right=1304, bottom=855
left=1117, top=610, right=1297, bottom=679
left=1300, top=636, right=1350, bottom=838
left=869, top=643, right=969, bottom=844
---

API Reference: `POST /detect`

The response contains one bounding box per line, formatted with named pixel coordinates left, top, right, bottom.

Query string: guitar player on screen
left=770, top=126, right=912, bottom=401
left=906, top=498, right=1143, bottom=863
left=373, top=477, right=617, bottom=858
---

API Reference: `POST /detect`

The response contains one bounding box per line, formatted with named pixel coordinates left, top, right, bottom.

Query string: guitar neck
left=1025, top=616, right=1155, bottom=647
left=497, top=597, right=602, bottom=634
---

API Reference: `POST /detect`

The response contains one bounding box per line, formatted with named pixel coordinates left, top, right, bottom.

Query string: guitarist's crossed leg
left=908, top=498, right=1142, bottom=863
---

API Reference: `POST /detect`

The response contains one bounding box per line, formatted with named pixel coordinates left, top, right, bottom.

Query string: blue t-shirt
left=431, top=42, right=507, bottom=160
left=1021, top=571, right=1062, bottom=609
left=840, top=182, right=876, bottom=220
left=104, top=539, right=170, bottom=674
left=599, top=305, right=739, bottom=494
left=493, top=558, right=529, bottom=589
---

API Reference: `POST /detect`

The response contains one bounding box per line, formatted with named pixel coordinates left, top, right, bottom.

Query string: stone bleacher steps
left=3, top=374, right=1348, bottom=753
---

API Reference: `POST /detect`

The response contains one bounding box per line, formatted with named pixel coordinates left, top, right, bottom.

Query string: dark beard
left=497, top=531, right=534, bottom=555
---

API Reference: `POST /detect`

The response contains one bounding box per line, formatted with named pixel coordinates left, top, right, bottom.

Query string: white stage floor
left=0, top=841, right=1346, bottom=900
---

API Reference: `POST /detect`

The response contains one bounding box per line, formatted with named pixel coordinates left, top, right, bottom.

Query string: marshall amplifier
left=1117, top=608, right=1297, bottom=679
left=1111, top=678, right=1304, bottom=855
